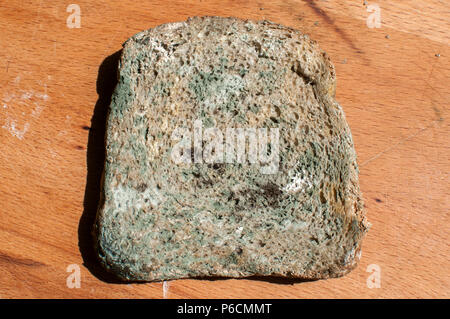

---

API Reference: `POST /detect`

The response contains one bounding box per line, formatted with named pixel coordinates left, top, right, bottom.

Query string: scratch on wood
left=359, top=50, right=446, bottom=167
left=360, top=119, right=442, bottom=167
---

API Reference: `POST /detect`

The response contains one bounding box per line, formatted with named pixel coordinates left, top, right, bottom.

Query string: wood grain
left=0, top=0, right=448, bottom=298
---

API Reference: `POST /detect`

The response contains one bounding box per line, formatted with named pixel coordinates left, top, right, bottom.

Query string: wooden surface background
left=0, top=0, right=448, bottom=298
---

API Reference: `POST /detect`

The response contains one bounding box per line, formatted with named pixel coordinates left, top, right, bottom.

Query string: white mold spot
left=112, top=184, right=164, bottom=212
left=282, top=168, right=313, bottom=194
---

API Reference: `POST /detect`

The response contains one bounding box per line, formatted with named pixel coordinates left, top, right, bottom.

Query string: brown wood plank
left=0, top=0, right=448, bottom=298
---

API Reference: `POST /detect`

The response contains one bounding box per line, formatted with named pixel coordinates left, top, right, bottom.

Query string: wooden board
left=0, top=0, right=448, bottom=298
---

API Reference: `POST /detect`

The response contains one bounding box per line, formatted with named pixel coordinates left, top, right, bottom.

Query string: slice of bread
left=95, top=16, right=370, bottom=281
